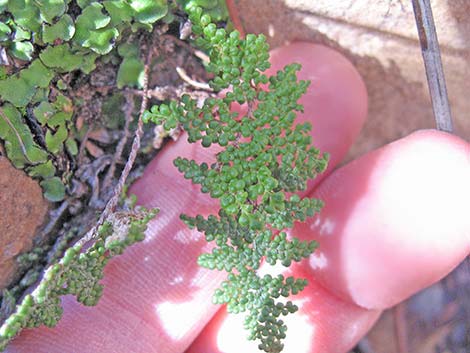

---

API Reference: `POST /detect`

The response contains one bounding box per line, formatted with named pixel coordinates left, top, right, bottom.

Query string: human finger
left=6, top=43, right=367, bottom=353
left=187, top=264, right=380, bottom=353
left=187, top=130, right=469, bottom=353
left=294, top=129, right=470, bottom=309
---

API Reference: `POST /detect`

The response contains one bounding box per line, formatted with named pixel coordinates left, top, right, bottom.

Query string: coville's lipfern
left=143, top=6, right=329, bottom=352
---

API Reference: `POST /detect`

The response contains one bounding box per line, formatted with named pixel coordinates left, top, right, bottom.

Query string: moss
left=0, top=207, right=158, bottom=350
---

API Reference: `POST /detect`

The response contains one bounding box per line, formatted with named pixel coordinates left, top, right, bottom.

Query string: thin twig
left=176, top=66, right=212, bottom=91
left=39, top=200, right=69, bottom=239
left=77, top=125, right=92, bottom=164
left=411, top=0, right=453, bottom=132
left=129, top=86, right=178, bottom=100
left=194, top=50, right=210, bottom=64
left=98, top=40, right=152, bottom=221
left=76, top=34, right=155, bottom=246
left=102, top=91, right=135, bottom=191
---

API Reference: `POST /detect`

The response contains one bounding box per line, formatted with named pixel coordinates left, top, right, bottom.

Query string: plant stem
left=411, top=0, right=453, bottom=133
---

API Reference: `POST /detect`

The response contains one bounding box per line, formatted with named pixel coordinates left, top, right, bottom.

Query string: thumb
left=295, top=129, right=470, bottom=309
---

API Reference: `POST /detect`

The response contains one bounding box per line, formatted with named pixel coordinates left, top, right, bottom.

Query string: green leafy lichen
left=0, top=83, right=76, bottom=201
left=178, top=0, right=228, bottom=22
left=42, top=14, right=75, bottom=43
left=0, top=104, right=48, bottom=168
left=39, top=45, right=89, bottom=73
left=0, top=0, right=176, bottom=199
left=40, top=176, right=66, bottom=202
left=117, top=43, right=145, bottom=88
left=143, top=6, right=328, bottom=353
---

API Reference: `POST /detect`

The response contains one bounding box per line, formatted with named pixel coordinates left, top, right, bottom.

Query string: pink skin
left=6, top=43, right=469, bottom=353
left=189, top=131, right=469, bottom=353
left=295, top=129, right=470, bottom=310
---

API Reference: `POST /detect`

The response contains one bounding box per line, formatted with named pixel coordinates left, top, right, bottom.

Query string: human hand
left=6, top=43, right=469, bottom=353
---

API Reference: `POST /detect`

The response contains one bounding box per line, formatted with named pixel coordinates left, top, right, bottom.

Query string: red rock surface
left=0, top=156, right=47, bottom=290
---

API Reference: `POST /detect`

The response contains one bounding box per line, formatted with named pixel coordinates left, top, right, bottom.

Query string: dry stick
left=76, top=37, right=154, bottom=246
left=194, top=49, right=210, bottom=64
left=356, top=4, right=452, bottom=350
left=176, top=66, right=213, bottom=91
left=102, top=91, right=135, bottom=191
left=96, top=46, right=152, bottom=224
left=130, top=87, right=174, bottom=101
left=77, top=125, right=92, bottom=165
left=39, top=200, right=69, bottom=239
left=411, top=0, right=453, bottom=133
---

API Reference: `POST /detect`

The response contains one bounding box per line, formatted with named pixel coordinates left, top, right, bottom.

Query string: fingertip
left=187, top=267, right=380, bottom=353
left=294, top=129, right=470, bottom=309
